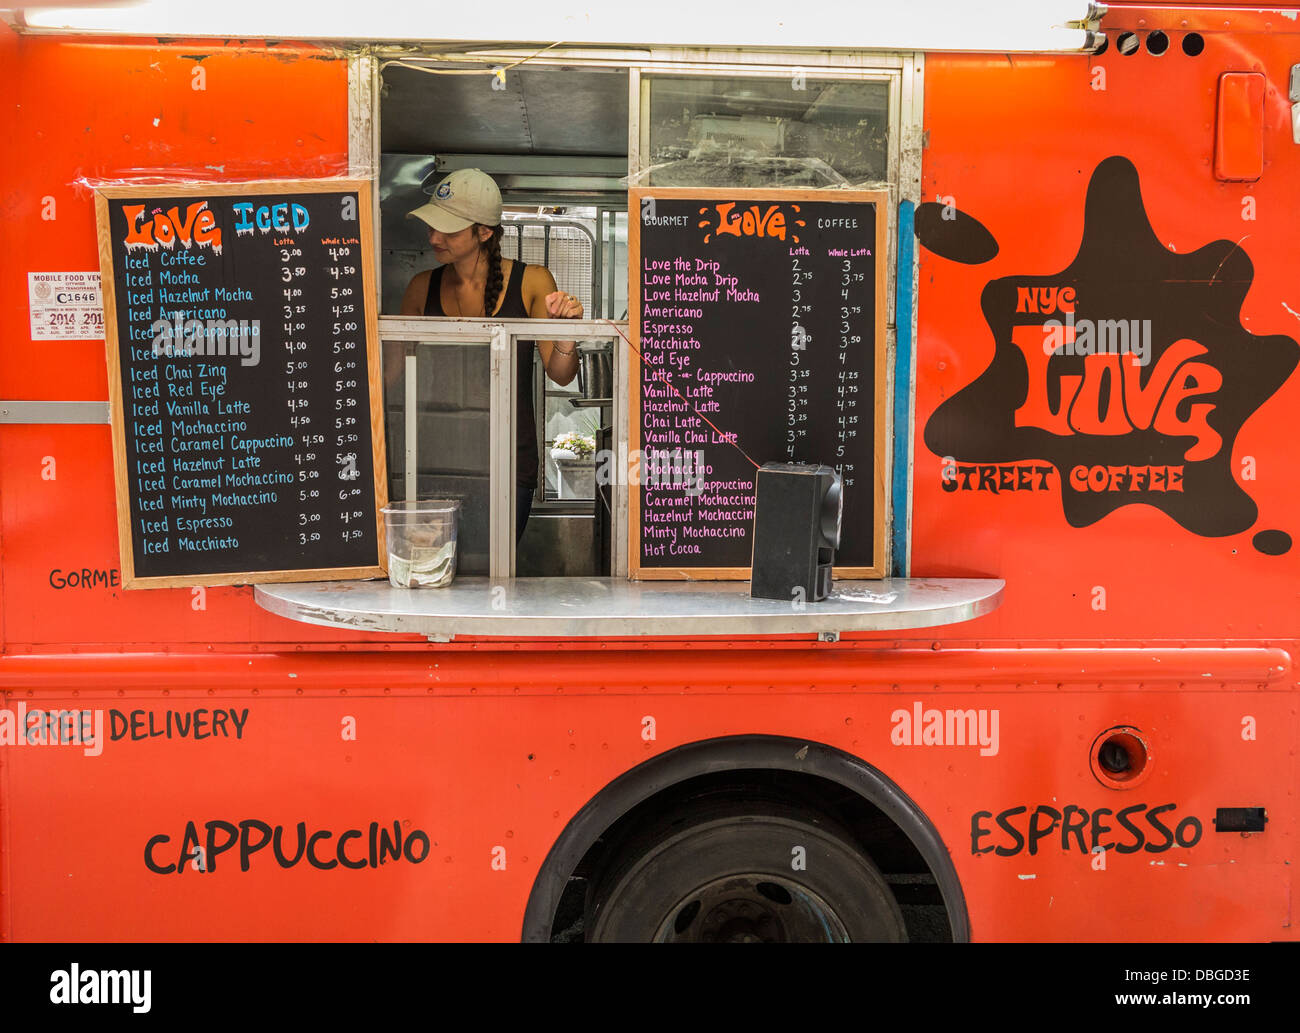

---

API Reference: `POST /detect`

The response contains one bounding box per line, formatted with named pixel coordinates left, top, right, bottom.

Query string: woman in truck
left=400, top=168, right=583, bottom=541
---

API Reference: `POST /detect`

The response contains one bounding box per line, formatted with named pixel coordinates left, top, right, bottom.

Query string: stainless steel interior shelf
left=255, top=577, right=1004, bottom=641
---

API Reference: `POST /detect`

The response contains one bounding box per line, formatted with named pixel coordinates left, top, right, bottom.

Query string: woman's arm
left=524, top=265, right=581, bottom=387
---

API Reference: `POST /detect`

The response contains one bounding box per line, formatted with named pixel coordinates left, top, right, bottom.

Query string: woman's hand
left=526, top=270, right=581, bottom=385
left=545, top=291, right=584, bottom=319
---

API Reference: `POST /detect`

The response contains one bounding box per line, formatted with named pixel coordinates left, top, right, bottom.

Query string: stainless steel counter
left=255, top=577, right=1003, bottom=641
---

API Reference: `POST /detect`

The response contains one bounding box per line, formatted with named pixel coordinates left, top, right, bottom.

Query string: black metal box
left=750, top=462, right=842, bottom=602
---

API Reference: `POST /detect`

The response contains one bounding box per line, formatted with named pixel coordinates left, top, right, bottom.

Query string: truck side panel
left=1, top=22, right=1296, bottom=941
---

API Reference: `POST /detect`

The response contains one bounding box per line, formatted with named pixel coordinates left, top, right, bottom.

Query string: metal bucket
left=577, top=350, right=613, bottom=399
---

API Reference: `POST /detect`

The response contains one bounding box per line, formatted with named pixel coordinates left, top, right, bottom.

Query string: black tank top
left=424, top=261, right=538, bottom=488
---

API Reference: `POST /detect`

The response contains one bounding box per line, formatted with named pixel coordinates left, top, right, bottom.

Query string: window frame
left=354, top=46, right=923, bottom=578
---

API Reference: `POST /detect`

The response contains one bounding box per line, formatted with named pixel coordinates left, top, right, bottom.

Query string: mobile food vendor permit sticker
left=28, top=271, right=104, bottom=340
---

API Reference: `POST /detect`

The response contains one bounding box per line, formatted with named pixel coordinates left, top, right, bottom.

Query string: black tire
left=585, top=797, right=907, bottom=942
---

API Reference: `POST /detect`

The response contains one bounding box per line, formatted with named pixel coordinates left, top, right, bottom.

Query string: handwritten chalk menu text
left=629, top=188, right=888, bottom=579
left=96, top=181, right=386, bottom=588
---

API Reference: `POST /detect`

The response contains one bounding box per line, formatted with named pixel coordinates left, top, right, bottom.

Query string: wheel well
left=522, top=735, right=968, bottom=943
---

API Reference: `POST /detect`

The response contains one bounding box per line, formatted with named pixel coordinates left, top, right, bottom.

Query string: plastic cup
left=382, top=500, right=461, bottom=589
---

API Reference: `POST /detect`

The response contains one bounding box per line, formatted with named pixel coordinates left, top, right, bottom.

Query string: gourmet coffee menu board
left=95, top=180, right=387, bottom=588
left=629, top=187, right=888, bottom=579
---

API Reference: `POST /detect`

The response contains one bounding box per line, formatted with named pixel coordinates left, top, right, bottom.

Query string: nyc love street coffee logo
left=920, top=156, right=1297, bottom=553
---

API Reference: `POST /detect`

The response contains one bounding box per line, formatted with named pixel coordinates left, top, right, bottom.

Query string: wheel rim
left=651, top=874, right=851, bottom=943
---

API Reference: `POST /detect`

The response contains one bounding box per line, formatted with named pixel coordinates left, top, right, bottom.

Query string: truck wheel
left=585, top=798, right=906, bottom=942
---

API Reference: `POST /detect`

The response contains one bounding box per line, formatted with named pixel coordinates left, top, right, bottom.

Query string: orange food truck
left=0, top=0, right=1296, bottom=944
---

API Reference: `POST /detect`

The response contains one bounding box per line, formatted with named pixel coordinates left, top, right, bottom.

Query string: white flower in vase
left=551, top=431, right=596, bottom=462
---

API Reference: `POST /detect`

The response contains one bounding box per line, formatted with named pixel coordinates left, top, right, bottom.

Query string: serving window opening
left=374, top=54, right=902, bottom=580
left=378, top=61, right=629, bottom=578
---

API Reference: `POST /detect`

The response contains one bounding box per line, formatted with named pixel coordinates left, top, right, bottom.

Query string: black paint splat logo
left=921, top=157, right=1297, bottom=554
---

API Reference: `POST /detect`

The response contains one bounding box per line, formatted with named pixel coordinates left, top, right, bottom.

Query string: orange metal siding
left=0, top=18, right=1296, bottom=941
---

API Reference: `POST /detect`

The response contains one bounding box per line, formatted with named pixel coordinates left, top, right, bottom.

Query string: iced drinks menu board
left=96, top=180, right=387, bottom=588
left=629, top=188, right=888, bottom=579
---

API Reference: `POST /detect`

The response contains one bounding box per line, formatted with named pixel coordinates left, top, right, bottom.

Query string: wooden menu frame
left=96, top=179, right=388, bottom=589
left=628, top=186, right=889, bottom=581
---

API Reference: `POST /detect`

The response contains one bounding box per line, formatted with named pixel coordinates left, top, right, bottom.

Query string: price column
left=326, top=240, right=366, bottom=546
left=787, top=253, right=812, bottom=459
left=277, top=243, right=322, bottom=549
left=833, top=256, right=867, bottom=490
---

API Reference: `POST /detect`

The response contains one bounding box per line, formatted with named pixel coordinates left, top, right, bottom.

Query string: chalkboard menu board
left=629, top=188, right=888, bottom=579
left=95, top=180, right=387, bottom=588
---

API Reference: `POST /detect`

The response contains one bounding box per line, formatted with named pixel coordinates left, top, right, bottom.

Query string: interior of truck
left=376, top=59, right=891, bottom=577
left=379, top=62, right=629, bottom=578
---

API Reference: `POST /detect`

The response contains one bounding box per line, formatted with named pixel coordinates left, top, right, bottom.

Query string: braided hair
left=480, top=224, right=504, bottom=317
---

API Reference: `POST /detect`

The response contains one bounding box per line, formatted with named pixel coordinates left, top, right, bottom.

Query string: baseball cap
left=408, top=168, right=502, bottom=233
